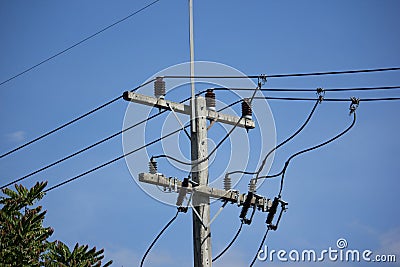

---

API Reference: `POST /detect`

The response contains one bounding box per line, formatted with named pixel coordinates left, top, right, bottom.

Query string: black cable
left=254, top=98, right=321, bottom=184
left=277, top=111, right=357, bottom=197
left=249, top=227, right=270, bottom=267
left=0, top=78, right=156, bottom=159
left=163, top=67, right=400, bottom=79
left=140, top=210, right=179, bottom=267
left=0, top=0, right=162, bottom=87
left=212, top=85, right=400, bottom=92
left=1, top=93, right=195, bottom=190
left=254, top=96, right=400, bottom=101
left=227, top=97, right=321, bottom=179
left=43, top=124, right=185, bottom=193
left=0, top=95, right=120, bottom=159
left=212, top=222, right=244, bottom=262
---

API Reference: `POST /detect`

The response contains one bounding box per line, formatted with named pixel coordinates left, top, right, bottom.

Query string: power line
left=0, top=0, right=162, bottom=87
left=162, top=67, right=400, bottom=79
left=212, top=222, right=244, bottom=262
left=140, top=210, right=179, bottom=267
left=1, top=93, right=201, bottom=189
left=1, top=108, right=161, bottom=189
left=277, top=111, right=357, bottom=197
left=43, top=124, right=184, bottom=193
left=254, top=96, right=400, bottom=102
left=247, top=111, right=357, bottom=266
left=0, top=79, right=156, bottom=159
left=255, top=98, right=321, bottom=183
left=211, top=85, right=400, bottom=92
left=249, top=227, right=271, bottom=267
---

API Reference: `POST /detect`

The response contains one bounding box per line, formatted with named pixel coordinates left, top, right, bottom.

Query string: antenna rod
left=189, top=0, right=196, bottom=132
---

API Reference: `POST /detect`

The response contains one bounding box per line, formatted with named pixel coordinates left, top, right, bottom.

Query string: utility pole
left=191, top=96, right=211, bottom=266
left=123, top=89, right=275, bottom=267
left=123, top=2, right=280, bottom=266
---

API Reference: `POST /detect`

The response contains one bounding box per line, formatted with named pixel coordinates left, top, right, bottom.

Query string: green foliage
left=0, top=182, right=52, bottom=266
left=44, top=241, right=113, bottom=267
left=0, top=182, right=112, bottom=267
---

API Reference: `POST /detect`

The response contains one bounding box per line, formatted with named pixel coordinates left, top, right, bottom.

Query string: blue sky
left=1, top=1, right=399, bottom=266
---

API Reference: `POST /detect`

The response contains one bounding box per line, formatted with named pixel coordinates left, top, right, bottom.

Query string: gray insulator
left=223, top=174, right=232, bottom=191
left=248, top=178, right=257, bottom=193
left=149, top=159, right=157, bottom=174
left=154, top=77, right=166, bottom=99
left=241, top=98, right=252, bottom=119
left=205, top=89, right=216, bottom=111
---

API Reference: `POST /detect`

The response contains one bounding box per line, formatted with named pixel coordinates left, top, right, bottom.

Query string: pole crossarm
left=123, top=91, right=255, bottom=129
left=138, top=173, right=271, bottom=212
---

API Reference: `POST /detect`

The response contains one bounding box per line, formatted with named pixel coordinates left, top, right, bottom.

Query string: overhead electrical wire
left=212, top=96, right=321, bottom=263
left=254, top=96, right=400, bottom=102
left=248, top=110, right=357, bottom=267
left=41, top=91, right=259, bottom=192
left=140, top=210, right=179, bottom=267
left=1, top=93, right=198, bottom=190
left=276, top=110, right=357, bottom=198
left=0, top=0, right=162, bottom=87
left=162, top=67, right=400, bottom=79
left=212, top=222, right=244, bottom=262
left=226, top=96, right=322, bottom=180
left=0, top=78, right=156, bottom=159
left=257, top=110, right=357, bottom=190
left=254, top=97, right=322, bottom=184
left=43, top=124, right=187, bottom=193
left=249, top=227, right=271, bottom=267
left=211, top=85, right=400, bottom=92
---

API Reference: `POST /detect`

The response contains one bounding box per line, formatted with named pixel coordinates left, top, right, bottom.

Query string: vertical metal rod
left=189, top=0, right=196, bottom=132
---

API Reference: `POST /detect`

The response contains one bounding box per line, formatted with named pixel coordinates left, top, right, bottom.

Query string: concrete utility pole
left=123, top=90, right=274, bottom=267
left=191, top=96, right=211, bottom=266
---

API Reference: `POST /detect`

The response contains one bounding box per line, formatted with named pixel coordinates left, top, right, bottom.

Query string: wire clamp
left=259, top=74, right=268, bottom=87
left=316, top=88, right=325, bottom=103
left=177, top=206, right=188, bottom=213
left=349, top=97, right=360, bottom=114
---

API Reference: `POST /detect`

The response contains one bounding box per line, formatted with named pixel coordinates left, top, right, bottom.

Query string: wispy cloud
left=378, top=226, right=400, bottom=254
left=5, top=130, right=26, bottom=143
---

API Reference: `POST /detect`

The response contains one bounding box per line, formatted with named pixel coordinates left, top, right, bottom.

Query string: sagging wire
left=249, top=98, right=357, bottom=266
left=212, top=221, right=244, bottom=262
left=276, top=103, right=358, bottom=198
left=254, top=90, right=324, bottom=186
left=140, top=207, right=187, bottom=267
left=226, top=88, right=325, bottom=189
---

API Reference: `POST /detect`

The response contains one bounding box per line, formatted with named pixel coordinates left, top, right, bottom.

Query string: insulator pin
left=154, top=77, right=166, bottom=99
left=149, top=158, right=157, bottom=174
left=205, top=89, right=216, bottom=111
left=241, top=98, right=252, bottom=119
left=223, top=174, right=232, bottom=191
